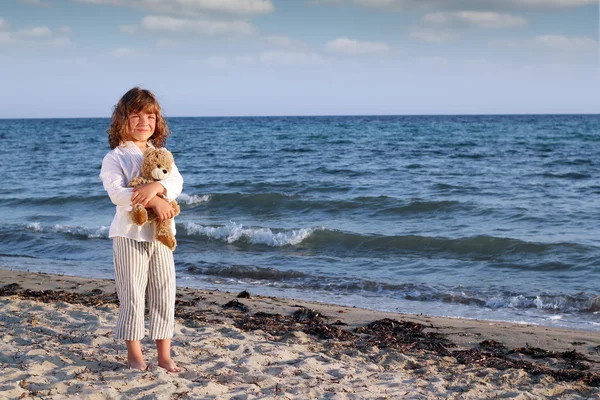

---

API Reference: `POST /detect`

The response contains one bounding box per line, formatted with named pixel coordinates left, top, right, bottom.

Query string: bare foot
left=158, top=358, right=181, bottom=372
left=127, top=359, right=148, bottom=371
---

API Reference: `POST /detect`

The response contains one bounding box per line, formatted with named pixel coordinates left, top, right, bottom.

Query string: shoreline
left=1, top=267, right=600, bottom=398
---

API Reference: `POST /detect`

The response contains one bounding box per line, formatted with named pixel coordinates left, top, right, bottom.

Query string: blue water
left=2, top=115, right=600, bottom=331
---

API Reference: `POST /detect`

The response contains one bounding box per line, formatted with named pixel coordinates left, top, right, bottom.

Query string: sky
left=1, top=0, right=598, bottom=118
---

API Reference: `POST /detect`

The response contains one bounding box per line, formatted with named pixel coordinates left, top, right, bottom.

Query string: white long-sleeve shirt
left=99, top=141, right=184, bottom=242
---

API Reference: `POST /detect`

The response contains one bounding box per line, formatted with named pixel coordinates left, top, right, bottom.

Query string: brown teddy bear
left=128, top=147, right=181, bottom=251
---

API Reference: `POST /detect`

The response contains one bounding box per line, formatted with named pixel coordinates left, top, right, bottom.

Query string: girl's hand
left=131, top=182, right=165, bottom=207
left=147, top=197, right=176, bottom=221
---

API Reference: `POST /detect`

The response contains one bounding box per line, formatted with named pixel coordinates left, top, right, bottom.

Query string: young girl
left=99, top=87, right=184, bottom=372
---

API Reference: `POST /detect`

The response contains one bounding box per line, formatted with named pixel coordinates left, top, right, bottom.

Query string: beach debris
left=223, top=299, right=249, bottom=312
left=0, top=283, right=21, bottom=296
left=292, top=307, right=323, bottom=322
left=355, top=318, right=452, bottom=354
left=237, top=290, right=251, bottom=299
left=235, top=311, right=354, bottom=341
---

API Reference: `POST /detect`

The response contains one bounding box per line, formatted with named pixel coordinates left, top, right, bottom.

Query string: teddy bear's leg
left=156, top=219, right=176, bottom=251
left=171, top=200, right=180, bottom=217
left=130, top=204, right=148, bottom=226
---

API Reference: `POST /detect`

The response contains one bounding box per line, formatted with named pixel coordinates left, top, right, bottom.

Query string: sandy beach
left=1, top=268, right=599, bottom=399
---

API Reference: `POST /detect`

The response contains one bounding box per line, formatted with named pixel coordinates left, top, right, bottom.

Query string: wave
left=185, top=264, right=307, bottom=280
left=178, top=193, right=211, bottom=206
left=541, top=172, right=591, bottom=180
left=180, top=221, right=316, bottom=247
left=181, top=192, right=468, bottom=216
left=5, top=194, right=107, bottom=207
left=180, top=263, right=600, bottom=314
left=25, top=222, right=109, bottom=239
left=179, top=222, right=593, bottom=261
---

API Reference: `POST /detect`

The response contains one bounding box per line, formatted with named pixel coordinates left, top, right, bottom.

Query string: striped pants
left=112, top=237, right=176, bottom=341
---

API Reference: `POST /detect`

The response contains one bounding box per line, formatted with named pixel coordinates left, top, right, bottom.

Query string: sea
left=2, top=114, right=600, bottom=331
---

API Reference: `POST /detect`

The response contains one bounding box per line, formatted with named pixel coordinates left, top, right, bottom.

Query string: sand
left=1, top=267, right=599, bottom=399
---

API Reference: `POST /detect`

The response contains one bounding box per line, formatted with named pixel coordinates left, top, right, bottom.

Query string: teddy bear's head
left=141, top=147, right=175, bottom=181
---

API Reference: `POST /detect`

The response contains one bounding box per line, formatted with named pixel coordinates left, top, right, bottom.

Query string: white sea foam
left=26, top=222, right=43, bottom=232
left=183, top=221, right=316, bottom=246
left=53, top=224, right=110, bottom=239
left=25, top=223, right=109, bottom=239
left=178, top=193, right=211, bottom=205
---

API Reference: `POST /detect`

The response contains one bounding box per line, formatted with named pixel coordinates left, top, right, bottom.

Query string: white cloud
left=49, top=37, right=72, bottom=46
left=233, top=55, right=256, bottom=65
left=325, top=37, right=389, bottom=54
left=414, top=55, right=449, bottom=67
left=119, top=25, right=138, bottom=34
left=262, top=35, right=308, bottom=49
left=259, top=51, right=326, bottom=66
left=18, top=26, right=52, bottom=38
left=409, top=29, right=458, bottom=43
left=0, top=17, right=72, bottom=47
left=19, top=0, right=52, bottom=6
left=72, top=0, right=274, bottom=15
left=0, top=32, right=15, bottom=44
left=493, top=35, right=597, bottom=51
left=156, top=38, right=173, bottom=47
left=205, top=56, right=232, bottom=68
left=111, top=47, right=137, bottom=57
left=534, top=35, right=596, bottom=50
left=141, top=15, right=255, bottom=36
left=315, top=0, right=595, bottom=10
left=423, top=11, right=526, bottom=29
left=200, top=54, right=256, bottom=68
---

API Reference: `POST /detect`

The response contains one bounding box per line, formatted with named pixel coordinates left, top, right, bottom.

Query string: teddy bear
left=128, top=147, right=180, bottom=251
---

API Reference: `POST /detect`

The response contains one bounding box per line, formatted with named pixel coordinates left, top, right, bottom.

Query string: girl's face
left=127, top=111, right=156, bottom=144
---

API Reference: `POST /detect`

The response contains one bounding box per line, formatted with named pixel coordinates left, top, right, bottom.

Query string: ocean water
left=2, top=114, right=600, bottom=331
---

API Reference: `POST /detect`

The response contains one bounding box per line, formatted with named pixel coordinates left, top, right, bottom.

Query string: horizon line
left=0, top=112, right=599, bottom=120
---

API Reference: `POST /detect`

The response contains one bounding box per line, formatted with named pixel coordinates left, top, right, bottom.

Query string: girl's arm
left=131, top=162, right=183, bottom=206
left=99, top=153, right=133, bottom=206
left=131, top=182, right=165, bottom=207
left=147, top=196, right=176, bottom=221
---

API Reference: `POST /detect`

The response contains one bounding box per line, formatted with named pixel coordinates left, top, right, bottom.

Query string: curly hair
left=107, top=87, right=171, bottom=149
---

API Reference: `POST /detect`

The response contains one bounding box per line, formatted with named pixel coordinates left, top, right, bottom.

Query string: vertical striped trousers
left=112, top=237, right=176, bottom=341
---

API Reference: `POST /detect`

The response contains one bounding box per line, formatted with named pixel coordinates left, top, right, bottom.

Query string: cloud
left=72, top=0, right=274, bottom=15
left=533, top=35, right=596, bottom=50
left=119, top=25, right=138, bottom=34
left=262, top=35, right=307, bottom=50
left=19, top=0, right=52, bottom=6
left=59, top=25, right=72, bottom=34
left=493, top=35, right=597, bottom=51
left=140, top=15, right=255, bottom=36
left=325, top=37, right=389, bottom=54
left=314, top=0, right=595, bottom=10
left=111, top=47, right=138, bottom=57
left=0, top=18, right=9, bottom=31
left=409, top=29, right=458, bottom=43
left=0, top=20, right=71, bottom=46
left=423, top=11, right=526, bottom=29
left=18, top=26, right=52, bottom=38
left=259, top=51, right=326, bottom=66
left=196, top=55, right=256, bottom=69
left=156, top=38, right=173, bottom=47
